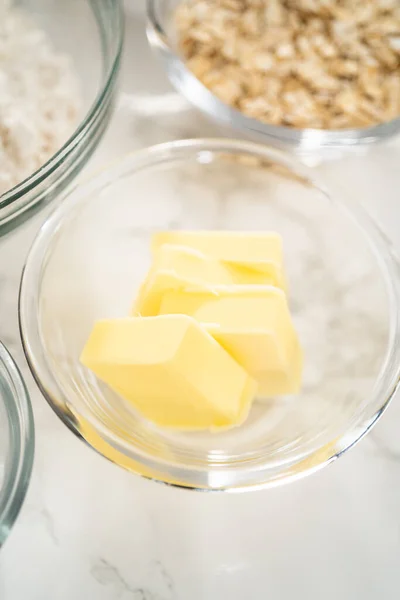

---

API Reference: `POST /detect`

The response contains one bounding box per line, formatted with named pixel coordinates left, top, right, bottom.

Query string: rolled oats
left=175, top=0, right=400, bottom=129
left=386, top=73, right=400, bottom=117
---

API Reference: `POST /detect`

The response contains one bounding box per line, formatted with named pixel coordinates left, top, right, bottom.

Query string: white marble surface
left=1, top=10, right=400, bottom=600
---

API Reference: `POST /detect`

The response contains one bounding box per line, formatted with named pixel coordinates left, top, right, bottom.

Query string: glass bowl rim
left=146, top=0, right=400, bottom=150
left=18, top=137, right=400, bottom=491
left=0, top=0, right=125, bottom=211
left=0, top=342, right=35, bottom=545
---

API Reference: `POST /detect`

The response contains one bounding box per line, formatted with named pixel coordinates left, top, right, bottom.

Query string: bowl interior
left=20, top=140, right=400, bottom=489
left=18, top=0, right=102, bottom=120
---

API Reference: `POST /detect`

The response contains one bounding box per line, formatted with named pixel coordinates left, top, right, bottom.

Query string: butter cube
left=134, top=244, right=283, bottom=317
left=159, top=287, right=302, bottom=397
left=152, top=231, right=285, bottom=287
left=80, top=315, right=256, bottom=430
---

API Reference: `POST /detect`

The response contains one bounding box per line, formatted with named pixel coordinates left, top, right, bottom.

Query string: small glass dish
left=0, top=0, right=124, bottom=235
left=146, top=0, right=400, bottom=155
left=19, top=138, right=400, bottom=491
left=0, top=343, right=34, bottom=547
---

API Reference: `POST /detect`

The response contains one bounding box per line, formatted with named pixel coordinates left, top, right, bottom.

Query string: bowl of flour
left=0, top=0, right=123, bottom=234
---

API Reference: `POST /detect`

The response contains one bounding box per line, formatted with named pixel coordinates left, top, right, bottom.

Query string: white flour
left=0, top=1, right=80, bottom=195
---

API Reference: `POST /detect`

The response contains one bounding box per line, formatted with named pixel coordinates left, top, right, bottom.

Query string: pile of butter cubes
left=81, top=232, right=302, bottom=432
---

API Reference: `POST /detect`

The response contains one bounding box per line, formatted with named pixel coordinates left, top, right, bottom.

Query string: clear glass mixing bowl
left=0, top=342, right=34, bottom=547
left=19, top=139, right=400, bottom=491
left=147, top=0, right=400, bottom=155
left=0, top=0, right=124, bottom=235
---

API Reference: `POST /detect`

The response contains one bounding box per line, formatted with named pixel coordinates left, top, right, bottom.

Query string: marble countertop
left=1, top=9, right=400, bottom=600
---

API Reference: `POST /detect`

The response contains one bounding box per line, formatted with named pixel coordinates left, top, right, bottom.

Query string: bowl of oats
left=0, top=0, right=124, bottom=235
left=147, top=0, right=400, bottom=153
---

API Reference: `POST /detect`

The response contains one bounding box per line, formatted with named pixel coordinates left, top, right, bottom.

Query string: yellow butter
left=133, top=244, right=235, bottom=316
left=159, top=287, right=302, bottom=397
left=134, top=244, right=283, bottom=317
left=151, top=231, right=285, bottom=287
left=80, top=315, right=256, bottom=430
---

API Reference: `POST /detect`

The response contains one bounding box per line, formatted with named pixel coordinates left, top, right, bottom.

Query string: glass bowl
left=19, top=138, right=400, bottom=491
left=146, top=0, right=400, bottom=155
left=0, top=0, right=124, bottom=235
left=0, top=342, right=34, bottom=547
